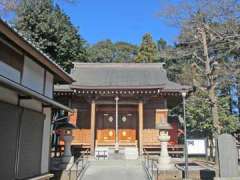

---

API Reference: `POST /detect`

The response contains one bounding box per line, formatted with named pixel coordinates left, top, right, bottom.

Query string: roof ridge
left=72, top=62, right=165, bottom=68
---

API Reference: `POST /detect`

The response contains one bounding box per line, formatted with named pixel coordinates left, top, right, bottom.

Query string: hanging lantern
left=108, top=116, right=113, bottom=122
left=122, top=116, right=127, bottom=122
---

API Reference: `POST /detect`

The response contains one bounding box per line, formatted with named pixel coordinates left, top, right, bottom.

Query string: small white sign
left=187, top=139, right=207, bottom=155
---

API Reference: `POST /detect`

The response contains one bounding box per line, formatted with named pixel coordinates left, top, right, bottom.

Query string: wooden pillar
left=90, top=100, right=96, bottom=155
left=138, top=101, right=143, bottom=155
left=115, top=96, right=119, bottom=151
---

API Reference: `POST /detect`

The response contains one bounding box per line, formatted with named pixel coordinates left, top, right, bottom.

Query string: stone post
left=90, top=100, right=96, bottom=155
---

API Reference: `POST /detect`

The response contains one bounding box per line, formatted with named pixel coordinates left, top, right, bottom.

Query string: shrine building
left=54, top=62, right=191, bottom=156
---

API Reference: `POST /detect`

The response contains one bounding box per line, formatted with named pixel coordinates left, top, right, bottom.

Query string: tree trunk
left=209, top=85, right=220, bottom=176
left=200, top=26, right=211, bottom=74
left=209, top=137, right=214, bottom=161
left=199, top=26, right=221, bottom=134
left=209, top=86, right=221, bottom=134
left=199, top=26, right=221, bottom=176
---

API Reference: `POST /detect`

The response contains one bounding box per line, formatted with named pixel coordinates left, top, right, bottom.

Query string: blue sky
left=58, top=0, right=180, bottom=45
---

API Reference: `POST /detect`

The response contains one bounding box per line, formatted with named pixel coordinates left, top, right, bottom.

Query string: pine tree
left=157, top=38, right=167, bottom=51
left=135, top=33, right=157, bottom=63
left=15, top=0, right=87, bottom=72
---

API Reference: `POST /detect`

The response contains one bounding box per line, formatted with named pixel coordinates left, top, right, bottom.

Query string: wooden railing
left=143, top=129, right=160, bottom=146
left=143, top=144, right=184, bottom=158
left=143, top=129, right=178, bottom=147
left=55, top=128, right=181, bottom=154
left=72, top=129, right=91, bottom=146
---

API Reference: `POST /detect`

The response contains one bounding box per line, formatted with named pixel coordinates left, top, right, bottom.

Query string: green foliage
left=186, top=90, right=214, bottom=138
left=156, top=37, right=239, bottom=138
left=15, top=0, right=87, bottom=72
left=87, top=40, right=115, bottom=63
left=114, top=42, right=138, bottom=63
left=135, top=33, right=158, bottom=63
left=218, top=96, right=239, bottom=133
left=157, top=38, right=167, bottom=51
left=87, top=40, right=138, bottom=63
left=185, top=89, right=239, bottom=138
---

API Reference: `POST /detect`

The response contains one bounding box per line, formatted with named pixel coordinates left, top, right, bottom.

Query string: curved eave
left=54, top=86, right=192, bottom=97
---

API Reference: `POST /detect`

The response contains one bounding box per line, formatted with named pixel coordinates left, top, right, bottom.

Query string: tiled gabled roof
left=55, top=63, right=191, bottom=92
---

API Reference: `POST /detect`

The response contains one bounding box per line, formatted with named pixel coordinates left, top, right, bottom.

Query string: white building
left=0, top=19, right=73, bottom=179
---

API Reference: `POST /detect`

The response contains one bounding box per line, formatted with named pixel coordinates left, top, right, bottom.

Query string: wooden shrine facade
left=54, top=63, right=191, bottom=154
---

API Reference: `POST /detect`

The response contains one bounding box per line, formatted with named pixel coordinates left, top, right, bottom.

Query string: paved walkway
left=80, top=160, right=148, bottom=180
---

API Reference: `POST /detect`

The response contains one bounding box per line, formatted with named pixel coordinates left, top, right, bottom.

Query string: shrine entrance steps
left=95, top=146, right=138, bottom=160
left=79, top=160, right=148, bottom=180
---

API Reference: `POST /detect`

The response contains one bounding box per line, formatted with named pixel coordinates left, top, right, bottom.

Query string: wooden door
left=96, top=106, right=138, bottom=145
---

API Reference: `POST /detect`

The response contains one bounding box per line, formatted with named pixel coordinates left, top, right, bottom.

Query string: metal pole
left=115, top=96, right=119, bottom=151
left=182, top=92, right=188, bottom=179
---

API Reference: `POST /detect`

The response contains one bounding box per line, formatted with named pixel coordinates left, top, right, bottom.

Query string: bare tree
left=0, top=0, right=19, bottom=15
left=159, top=0, right=240, bottom=135
left=158, top=1, right=240, bottom=172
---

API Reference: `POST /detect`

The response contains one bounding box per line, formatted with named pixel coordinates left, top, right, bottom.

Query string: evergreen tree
left=87, top=40, right=116, bottom=63
left=87, top=40, right=138, bottom=63
left=15, top=0, right=87, bottom=72
left=135, top=33, right=157, bottom=63
left=157, top=38, right=167, bottom=51
left=114, top=42, right=138, bottom=63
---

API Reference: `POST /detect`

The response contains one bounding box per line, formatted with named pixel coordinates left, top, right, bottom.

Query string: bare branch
left=192, top=52, right=205, bottom=64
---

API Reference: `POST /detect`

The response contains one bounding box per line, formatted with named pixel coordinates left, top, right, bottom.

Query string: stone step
left=94, top=146, right=139, bottom=160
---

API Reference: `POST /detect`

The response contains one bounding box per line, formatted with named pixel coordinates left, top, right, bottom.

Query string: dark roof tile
left=54, top=63, right=191, bottom=92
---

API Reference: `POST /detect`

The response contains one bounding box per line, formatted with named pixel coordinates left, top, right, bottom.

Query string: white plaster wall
left=20, top=99, right=42, bottom=112
left=22, top=56, right=44, bottom=94
left=0, top=86, right=18, bottom=105
left=41, top=108, right=52, bottom=174
left=0, top=61, right=21, bottom=83
left=44, top=71, right=53, bottom=98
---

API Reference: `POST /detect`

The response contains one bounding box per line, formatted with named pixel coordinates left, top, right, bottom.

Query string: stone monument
left=216, top=133, right=239, bottom=179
